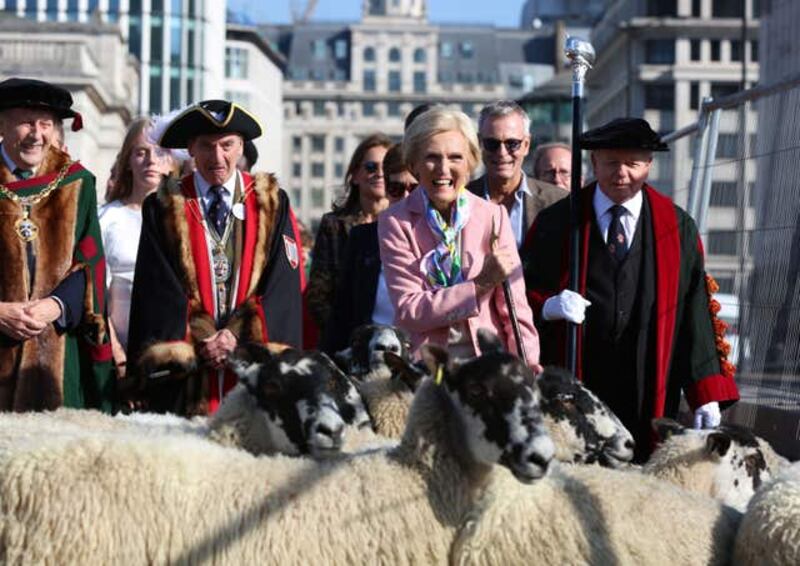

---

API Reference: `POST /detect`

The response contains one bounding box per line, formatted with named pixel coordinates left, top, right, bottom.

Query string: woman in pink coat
left=378, top=108, right=540, bottom=368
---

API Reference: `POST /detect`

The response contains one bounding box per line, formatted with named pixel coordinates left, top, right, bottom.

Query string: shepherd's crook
left=564, top=36, right=595, bottom=375
left=491, top=216, right=527, bottom=363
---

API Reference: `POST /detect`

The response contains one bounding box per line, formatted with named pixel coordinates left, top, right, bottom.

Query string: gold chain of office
left=0, top=161, right=74, bottom=242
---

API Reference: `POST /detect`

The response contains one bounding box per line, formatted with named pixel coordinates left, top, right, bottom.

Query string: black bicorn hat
left=158, top=99, right=262, bottom=148
left=0, top=77, right=83, bottom=131
left=579, top=117, right=668, bottom=152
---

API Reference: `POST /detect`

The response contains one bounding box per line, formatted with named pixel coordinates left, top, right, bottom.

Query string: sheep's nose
left=316, top=421, right=344, bottom=443
left=374, top=342, right=401, bottom=353
left=624, top=439, right=634, bottom=450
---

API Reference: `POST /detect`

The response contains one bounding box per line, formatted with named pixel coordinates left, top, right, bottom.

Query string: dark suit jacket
left=321, top=222, right=382, bottom=354
left=466, top=174, right=567, bottom=247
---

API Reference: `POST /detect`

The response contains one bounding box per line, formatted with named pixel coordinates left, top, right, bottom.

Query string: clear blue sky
left=230, top=0, right=525, bottom=27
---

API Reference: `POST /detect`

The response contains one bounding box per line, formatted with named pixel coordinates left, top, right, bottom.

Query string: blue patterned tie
left=607, top=204, right=628, bottom=261
left=13, top=168, right=32, bottom=180
left=207, top=185, right=228, bottom=237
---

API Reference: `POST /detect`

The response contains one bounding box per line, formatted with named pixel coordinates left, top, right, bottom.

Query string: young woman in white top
left=99, top=117, right=175, bottom=377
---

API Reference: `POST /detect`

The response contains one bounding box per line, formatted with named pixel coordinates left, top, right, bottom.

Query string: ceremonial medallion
left=212, top=248, right=231, bottom=283
left=14, top=214, right=38, bottom=242
left=232, top=202, right=246, bottom=220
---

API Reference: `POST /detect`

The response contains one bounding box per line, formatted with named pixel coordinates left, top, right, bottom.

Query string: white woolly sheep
left=644, top=418, right=783, bottom=512
left=733, top=460, right=800, bottom=565
left=0, top=331, right=556, bottom=564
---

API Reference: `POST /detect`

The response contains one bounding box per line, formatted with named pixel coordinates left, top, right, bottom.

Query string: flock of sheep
left=0, top=325, right=796, bottom=564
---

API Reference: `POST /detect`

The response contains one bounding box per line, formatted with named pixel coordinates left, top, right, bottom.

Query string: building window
left=461, top=103, right=473, bottom=116
left=388, top=70, right=401, bottom=92
left=389, top=47, right=401, bottom=62
left=334, top=39, right=348, bottom=60
left=690, top=39, right=701, bottom=61
left=311, top=162, right=325, bottom=178
left=751, top=40, right=759, bottom=62
left=363, top=102, right=376, bottom=117
left=710, top=40, right=721, bottom=62
left=334, top=162, right=344, bottom=178
left=225, top=47, right=249, bottom=79
left=712, top=0, right=743, bottom=17
left=646, top=0, right=676, bottom=16
left=440, top=41, right=453, bottom=58
left=645, top=39, right=675, bottom=64
left=311, top=188, right=325, bottom=208
left=413, top=71, right=427, bottom=94
left=439, top=70, right=454, bottom=83
left=644, top=83, right=675, bottom=110
left=151, top=18, right=164, bottom=61
left=717, top=134, right=739, bottom=159
left=292, top=136, right=302, bottom=151
left=388, top=102, right=401, bottom=116
left=691, top=0, right=701, bottom=16
left=334, top=137, right=345, bottom=152
left=730, top=40, right=743, bottom=62
left=311, top=135, right=325, bottom=152
left=413, top=48, right=426, bottom=63
left=690, top=81, right=700, bottom=110
left=363, top=70, right=376, bottom=92
left=458, top=71, right=474, bottom=84
left=460, top=41, right=474, bottom=59
left=711, top=82, right=739, bottom=99
left=364, top=46, right=375, bottom=62
left=708, top=231, right=738, bottom=255
left=292, top=163, right=302, bottom=177
left=149, top=66, right=163, bottom=113
left=312, top=39, right=327, bottom=60
left=291, top=189, right=302, bottom=208
left=313, top=100, right=325, bottom=116
left=710, top=182, right=738, bottom=207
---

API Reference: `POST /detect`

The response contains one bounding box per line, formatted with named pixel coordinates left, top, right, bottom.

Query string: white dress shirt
left=194, top=169, right=237, bottom=215
left=592, top=183, right=643, bottom=246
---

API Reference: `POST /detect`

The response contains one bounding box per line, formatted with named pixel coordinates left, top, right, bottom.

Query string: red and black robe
left=522, top=183, right=739, bottom=457
left=127, top=172, right=304, bottom=416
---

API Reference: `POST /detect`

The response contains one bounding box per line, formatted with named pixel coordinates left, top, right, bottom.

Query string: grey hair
left=477, top=100, right=531, bottom=136
left=532, top=142, right=572, bottom=177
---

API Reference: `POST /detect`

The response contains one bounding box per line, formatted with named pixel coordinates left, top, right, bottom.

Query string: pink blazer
left=377, top=188, right=540, bottom=366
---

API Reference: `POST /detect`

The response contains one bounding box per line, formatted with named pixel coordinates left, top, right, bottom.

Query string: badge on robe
left=283, top=235, right=299, bottom=269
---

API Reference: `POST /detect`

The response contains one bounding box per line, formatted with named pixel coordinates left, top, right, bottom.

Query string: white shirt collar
left=593, top=183, right=643, bottom=220
left=194, top=169, right=239, bottom=199
left=482, top=173, right=533, bottom=201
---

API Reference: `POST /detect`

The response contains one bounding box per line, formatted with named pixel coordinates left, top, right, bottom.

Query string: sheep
left=0, top=329, right=556, bottom=565
left=334, top=323, right=413, bottom=379
left=733, top=461, right=800, bottom=566
left=644, top=418, right=782, bottom=512
left=450, top=460, right=741, bottom=566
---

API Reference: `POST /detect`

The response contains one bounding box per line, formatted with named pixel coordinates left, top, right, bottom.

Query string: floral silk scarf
left=421, top=188, right=471, bottom=288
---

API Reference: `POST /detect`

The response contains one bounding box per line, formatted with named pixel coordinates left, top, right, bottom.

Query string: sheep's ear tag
left=434, top=364, right=444, bottom=386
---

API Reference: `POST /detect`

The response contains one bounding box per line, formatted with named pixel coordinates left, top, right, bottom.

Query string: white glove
left=693, top=401, right=721, bottom=429
left=542, top=290, right=592, bottom=324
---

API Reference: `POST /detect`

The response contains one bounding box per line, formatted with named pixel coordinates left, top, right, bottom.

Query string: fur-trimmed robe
left=0, top=146, right=114, bottom=412
left=126, top=172, right=304, bottom=416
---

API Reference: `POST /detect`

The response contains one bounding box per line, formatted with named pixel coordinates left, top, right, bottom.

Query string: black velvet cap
left=158, top=99, right=262, bottom=148
left=579, top=117, right=668, bottom=152
left=0, top=77, right=83, bottom=131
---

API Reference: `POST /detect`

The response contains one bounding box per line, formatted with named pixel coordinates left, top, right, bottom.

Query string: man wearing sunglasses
left=467, top=100, right=566, bottom=249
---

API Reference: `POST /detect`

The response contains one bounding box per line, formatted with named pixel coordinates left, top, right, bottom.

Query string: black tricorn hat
left=579, top=117, right=668, bottom=152
left=158, top=99, right=262, bottom=148
left=243, top=139, right=259, bottom=168
left=0, top=77, right=83, bottom=131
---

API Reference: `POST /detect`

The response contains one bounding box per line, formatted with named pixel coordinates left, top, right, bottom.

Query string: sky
left=229, top=0, right=525, bottom=28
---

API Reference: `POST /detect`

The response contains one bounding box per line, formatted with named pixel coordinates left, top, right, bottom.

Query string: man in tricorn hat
left=127, top=99, right=305, bottom=416
left=521, top=117, right=739, bottom=460
left=0, top=77, right=114, bottom=412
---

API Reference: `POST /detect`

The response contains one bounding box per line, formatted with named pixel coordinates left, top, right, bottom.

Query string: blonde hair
left=402, top=108, right=481, bottom=176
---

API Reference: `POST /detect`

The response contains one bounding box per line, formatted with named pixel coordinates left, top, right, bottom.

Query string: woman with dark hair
left=99, top=117, right=176, bottom=376
left=306, top=132, right=392, bottom=341
left=323, top=144, right=418, bottom=352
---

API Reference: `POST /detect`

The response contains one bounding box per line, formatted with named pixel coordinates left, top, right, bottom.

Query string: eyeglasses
left=387, top=180, right=418, bottom=197
left=541, top=168, right=571, bottom=181
left=362, top=160, right=382, bottom=174
left=481, top=137, right=524, bottom=154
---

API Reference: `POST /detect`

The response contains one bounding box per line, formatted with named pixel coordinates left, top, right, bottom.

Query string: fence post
left=696, top=107, right=721, bottom=245
left=687, top=99, right=712, bottom=221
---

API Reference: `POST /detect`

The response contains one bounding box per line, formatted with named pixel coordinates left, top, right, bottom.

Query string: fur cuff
left=136, top=341, right=197, bottom=380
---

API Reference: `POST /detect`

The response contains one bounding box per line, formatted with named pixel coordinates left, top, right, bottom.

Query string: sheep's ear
left=706, top=432, right=732, bottom=458
left=229, top=359, right=262, bottom=391
left=384, top=351, right=426, bottom=391
left=333, top=348, right=353, bottom=372
left=651, top=418, right=685, bottom=441
left=421, top=344, right=451, bottom=378
left=477, top=328, right=504, bottom=355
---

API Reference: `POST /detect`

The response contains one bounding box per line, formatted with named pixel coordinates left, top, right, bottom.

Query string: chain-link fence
left=664, top=73, right=800, bottom=459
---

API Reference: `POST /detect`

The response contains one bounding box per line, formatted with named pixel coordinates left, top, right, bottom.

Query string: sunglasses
left=387, top=180, right=418, bottom=197
left=482, top=137, right=524, bottom=154
left=363, top=160, right=382, bottom=174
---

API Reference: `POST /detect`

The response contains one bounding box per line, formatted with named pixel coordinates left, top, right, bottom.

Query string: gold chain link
left=0, top=161, right=74, bottom=207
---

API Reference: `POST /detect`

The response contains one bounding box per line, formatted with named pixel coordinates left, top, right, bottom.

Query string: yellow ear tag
left=434, top=364, right=444, bottom=386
